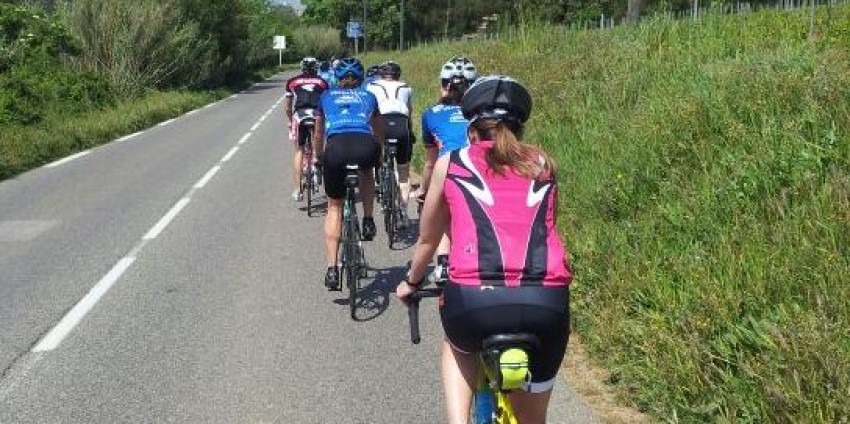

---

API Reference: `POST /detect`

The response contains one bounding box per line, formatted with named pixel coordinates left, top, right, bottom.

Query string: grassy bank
left=364, top=6, right=850, bottom=422
left=0, top=63, right=291, bottom=180
left=0, top=90, right=220, bottom=179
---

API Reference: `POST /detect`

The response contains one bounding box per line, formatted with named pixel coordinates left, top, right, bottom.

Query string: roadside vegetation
left=3, top=0, right=848, bottom=420
left=0, top=1, right=341, bottom=180
left=363, top=5, right=850, bottom=423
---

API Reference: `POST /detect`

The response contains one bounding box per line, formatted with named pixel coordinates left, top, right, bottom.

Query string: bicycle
left=377, top=137, right=405, bottom=248
left=340, top=164, right=368, bottom=320
left=407, top=286, right=539, bottom=424
left=295, top=109, right=320, bottom=216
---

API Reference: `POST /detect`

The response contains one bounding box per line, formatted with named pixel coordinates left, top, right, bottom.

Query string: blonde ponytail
left=471, top=119, right=555, bottom=181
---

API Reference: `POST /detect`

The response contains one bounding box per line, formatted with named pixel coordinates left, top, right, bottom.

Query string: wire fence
left=570, top=0, right=850, bottom=30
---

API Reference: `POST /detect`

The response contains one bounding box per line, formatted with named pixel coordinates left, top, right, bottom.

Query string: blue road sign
left=347, top=21, right=363, bottom=38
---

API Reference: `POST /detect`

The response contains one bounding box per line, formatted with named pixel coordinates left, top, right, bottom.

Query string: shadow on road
left=389, top=216, right=419, bottom=251
left=332, top=264, right=407, bottom=322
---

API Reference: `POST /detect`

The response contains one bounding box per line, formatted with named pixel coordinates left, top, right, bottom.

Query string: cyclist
left=396, top=75, right=572, bottom=424
left=314, top=57, right=383, bottom=290
left=318, top=60, right=334, bottom=86
left=363, top=64, right=382, bottom=88
left=284, top=57, right=329, bottom=201
left=366, top=60, right=414, bottom=226
left=418, top=56, right=477, bottom=281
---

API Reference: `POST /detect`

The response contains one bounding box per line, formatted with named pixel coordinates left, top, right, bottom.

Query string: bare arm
left=419, top=145, right=439, bottom=194
left=283, top=96, right=293, bottom=121
left=407, top=156, right=450, bottom=284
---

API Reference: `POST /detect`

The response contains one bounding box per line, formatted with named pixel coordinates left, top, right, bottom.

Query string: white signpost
left=273, top=35, right=287, bottom=66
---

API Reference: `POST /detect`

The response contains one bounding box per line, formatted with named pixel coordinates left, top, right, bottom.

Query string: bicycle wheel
left=304, top=143, right=315, bottom=217
left=380, top=165, right=393, bottom=233
left=385, top=170, right=399, bottom=248
left=345, top=253, right=357, bottom=318
left=346, top=213, right=360, bottom=320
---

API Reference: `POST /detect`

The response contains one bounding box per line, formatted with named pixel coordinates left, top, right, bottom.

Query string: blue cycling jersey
left=318, top=87, right=378, bottom=137
left=319, top=70, right=335, bottom=87
left=421, top=103, right=469, bottom=157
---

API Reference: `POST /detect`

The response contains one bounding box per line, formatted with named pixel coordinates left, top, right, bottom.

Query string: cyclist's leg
left=322, top=137, right=347, bottom=268
left=291, top=121, right=303, bottom=199
left=395, top=132, right=413, bottom=209
left=506, top=299, right=570, bottom=424
left=345, top=133, right=379, bottom=239
left=506, top=391, right=553, bottom=424
left=440, top=339, right=477, bottom=424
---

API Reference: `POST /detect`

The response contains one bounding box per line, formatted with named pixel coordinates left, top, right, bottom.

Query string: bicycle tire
left=386, top=170, right=399, bottom=248
left=380, top=165, right=392, bottom=232
left=346, top=213, right=359, bottom=320
left=304, top=138, right=314, bottom=217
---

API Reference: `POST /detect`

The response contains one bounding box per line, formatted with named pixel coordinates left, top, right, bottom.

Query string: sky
left=272, top=0, right=304, bottom=9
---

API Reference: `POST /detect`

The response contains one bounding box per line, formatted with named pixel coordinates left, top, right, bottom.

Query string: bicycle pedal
left=498, top=348, right=530, bottom=391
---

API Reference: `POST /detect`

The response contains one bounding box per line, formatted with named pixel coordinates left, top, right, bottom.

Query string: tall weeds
left=364, top=5, right=850, bottom=422
left=292, top=25, right=343, bottom=59
left=61, top=0, right=213, bottom=97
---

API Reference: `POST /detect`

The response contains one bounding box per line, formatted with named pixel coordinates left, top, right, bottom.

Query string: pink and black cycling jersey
left=443, top=141, right=571, bottom=288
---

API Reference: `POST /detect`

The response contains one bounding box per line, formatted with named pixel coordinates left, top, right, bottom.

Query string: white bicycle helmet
left=439, top=56, right=478, bottom=85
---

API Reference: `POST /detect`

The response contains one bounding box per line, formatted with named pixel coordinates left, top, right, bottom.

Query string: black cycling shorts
left=379, top=113, right=412, bottom=165
left=322, top=132, right=380, bottom=199
left=439, top=284, right=570, bottom=391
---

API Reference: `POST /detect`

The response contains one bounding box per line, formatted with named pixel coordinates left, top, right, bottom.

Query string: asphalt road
left=0, top=75, right=600, bottom=423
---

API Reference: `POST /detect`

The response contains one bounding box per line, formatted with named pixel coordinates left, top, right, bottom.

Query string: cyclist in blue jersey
left=418, top=56, right=478, bottom=282
left=319, top=60, right=335, bottom=86
left=362, top=64, right=381, bottom=88
left=314, top=57, right=384, bottom=290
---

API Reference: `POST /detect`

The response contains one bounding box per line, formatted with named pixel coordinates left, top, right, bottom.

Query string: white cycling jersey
left=367, top=79, right=412, bottom=116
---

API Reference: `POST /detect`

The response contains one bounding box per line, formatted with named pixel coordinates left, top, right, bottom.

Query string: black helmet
left=300, top=57, right=318, bottom=73
left=461, top=75, right=532, bottom=124
left=366, top=64, right=381, bottom=78
left=380, top=61, right=401, bottom=79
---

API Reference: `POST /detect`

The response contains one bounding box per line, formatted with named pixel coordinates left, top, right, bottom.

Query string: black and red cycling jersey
left=284, top=73, right=329, bottom=111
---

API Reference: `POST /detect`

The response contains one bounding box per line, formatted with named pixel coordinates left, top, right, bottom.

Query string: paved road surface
left=0, top=75, right=599, bottom=423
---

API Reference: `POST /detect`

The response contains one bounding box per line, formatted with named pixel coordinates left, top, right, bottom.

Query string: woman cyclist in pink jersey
left=396, top=75, right=572, bottom=424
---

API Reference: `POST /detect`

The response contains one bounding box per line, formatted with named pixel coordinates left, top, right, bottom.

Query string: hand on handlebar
left=394, top=280, right=417, bottom=306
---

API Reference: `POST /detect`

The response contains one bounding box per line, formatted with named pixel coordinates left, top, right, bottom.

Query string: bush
left=292, top=25, right=344, bottom=60
left=61, top=0, right=213, bottom=97
left=0, top=3, right=114, bottom=126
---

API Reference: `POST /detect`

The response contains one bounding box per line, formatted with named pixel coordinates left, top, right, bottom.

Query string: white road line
left=250, top=122, right=261, bottom=131
left=184, top=109, right=198, bottom=116
left=158, top=118, right=176, bottom=127
left=194, top=165, right=221, bottom=189
left=143, top=197, right=191, bottom=240
left=238, top=133, right=252, bottom=145
left=221, top=146, right=239, bottom=163
left=117, top=131, right=142, bottom=142
left=19, top=90, right=273, bottom=356
left=32, top=257, right=137, bottom=352
left=45, top=151, right=90, bottom=168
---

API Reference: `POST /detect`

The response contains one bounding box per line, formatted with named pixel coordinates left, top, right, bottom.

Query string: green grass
left=363, top=6, right=850, bottom=423
left=0, top=90, right=221, bottom=179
